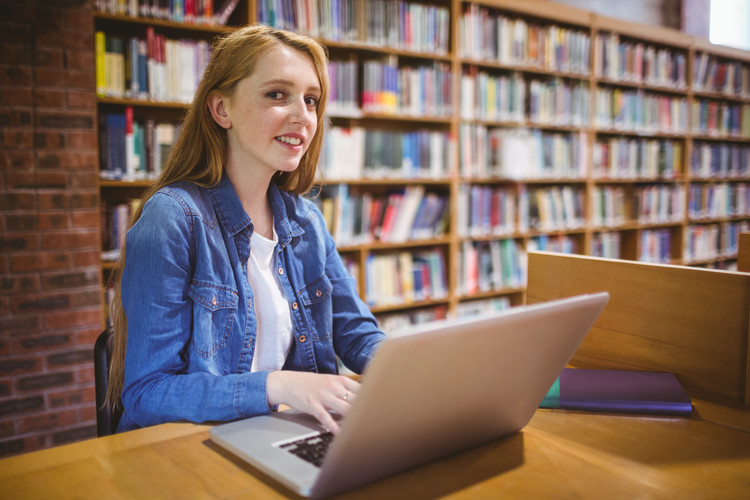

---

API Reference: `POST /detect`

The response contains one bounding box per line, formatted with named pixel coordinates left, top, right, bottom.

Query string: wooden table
left=2, top=392, right=749, bottom=499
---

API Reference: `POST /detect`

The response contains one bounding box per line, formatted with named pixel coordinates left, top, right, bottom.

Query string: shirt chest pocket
left=298, top=275, right=333, bottom=341
left=188, top=280, right=239, bottom=358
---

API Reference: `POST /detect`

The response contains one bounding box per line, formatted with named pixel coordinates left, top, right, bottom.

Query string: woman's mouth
left=276, top=135, right=302, bottom=146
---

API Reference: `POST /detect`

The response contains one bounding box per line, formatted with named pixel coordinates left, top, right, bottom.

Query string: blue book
left=540, top=368, right=692, bottom=416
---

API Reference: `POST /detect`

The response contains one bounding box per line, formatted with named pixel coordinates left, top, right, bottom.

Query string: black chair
left=94, top=329, right=122, bottom=436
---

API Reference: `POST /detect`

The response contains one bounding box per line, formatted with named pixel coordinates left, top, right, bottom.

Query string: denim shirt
left=118, top=175, right=386, bottom=432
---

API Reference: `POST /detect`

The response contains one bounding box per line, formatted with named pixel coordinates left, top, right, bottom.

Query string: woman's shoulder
left=148, top=182, right=215, bottom=217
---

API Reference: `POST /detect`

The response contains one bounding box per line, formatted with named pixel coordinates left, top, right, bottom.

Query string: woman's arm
left=119, top=191, right=271, bottom=429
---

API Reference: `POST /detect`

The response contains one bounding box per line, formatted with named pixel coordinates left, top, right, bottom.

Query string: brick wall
left=0, top=0, right=101, bottom=457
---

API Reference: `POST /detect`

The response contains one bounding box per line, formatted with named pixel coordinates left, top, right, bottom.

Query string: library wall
left=0, top=0, right=102, bottom=457
left=548, top=0, right=682, bottom=29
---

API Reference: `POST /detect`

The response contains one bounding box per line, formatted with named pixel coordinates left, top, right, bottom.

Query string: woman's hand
left=265, top=371, right=360, bottom=434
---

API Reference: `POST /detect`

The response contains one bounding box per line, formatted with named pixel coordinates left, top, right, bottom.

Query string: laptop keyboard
left=278, top=432, right=334, bottom=467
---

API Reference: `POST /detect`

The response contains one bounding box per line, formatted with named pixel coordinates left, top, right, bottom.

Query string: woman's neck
left=226, top=167, right=275, bottom=239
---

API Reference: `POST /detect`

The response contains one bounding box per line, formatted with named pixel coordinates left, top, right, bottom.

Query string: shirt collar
left=208, top=174, right=302, bottom=246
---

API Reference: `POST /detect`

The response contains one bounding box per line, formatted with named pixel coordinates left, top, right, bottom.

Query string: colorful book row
left=690, top=99, right=750, bottom=138
left=458, top=4, right=591, bottom=75
left=521, top=185, right=586, bottom=232
left=361, top=60, right=453, bottom=117
left=690, top=142, right=750, bottom=179
left=101, top=198, right=141, bottom=261
left=636, top=185, right=685, bottom=225
left=315, top=185, right=450, bottom=246
left=595, top=88, right=688, bottom=134
left=688, top=183, right=750, bottom=219
left=94, top=0, right=239, bottom=25
left=693, top=51, right=750, bottom=97
left=460, top=70, right=525, bottom=122
left=590, top=231, right=622, bottom=259
left=592, top=137, right=683, bottom=180
left=527, top=234, right=581, bottom=255
left=257, top=0, right=450, bottom=54
left=364, top=249, right=448, bottom=307
left=456, top=184, right=517, bottom=238
left=456, top=238, right=526, bottom=295
left=319, top=126, right=453, bottom=180
left=639, top=228, right=673, bottom=263
left=684, top=221, right=750, bottom=262
left=594, top=32, right=687, bottom=89
left=374, top=305, right=449, bottom=337
left=95, top=29, right=211, bottom=102
left=98, top=108, right=179, bottom=180
left=460, top=126, right=587, bottom=180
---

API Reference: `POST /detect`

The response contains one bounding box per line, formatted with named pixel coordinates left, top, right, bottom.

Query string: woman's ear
left=207, top=91, right=231, bottom=129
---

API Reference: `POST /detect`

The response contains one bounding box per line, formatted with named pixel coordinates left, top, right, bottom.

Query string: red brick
left=48, top=386, right=95, bottom=409
left=0, top=315, right=41, bottom=336
left=1, top=88, right=33, bottom=107
left=41, top=230, right=98, bottom=250
left=2, top=129, right=34, bottom=148
left=4, top=172, right=37, bottom=188
left=10, top=251, right=71, bottom=272
left=0, top=42, right=32, bottom=65
left=33, top=89, right=66, bottom=108
left=0, top=191, right=37, bottom=210
left=71, top=210, right=99, bottom=227
left=0, top=357, right=41, bottom=375
left=33, top=46, right=64, bottom=67
left=17, top=371, right=74, bottom=392
left=37, top=212, right=71, bottom=231
left=0, top=274, right=41, bottom=293
left=76, top=327, right=104, bottom=347
left=12, top=292, right=71, bottom=314
left=65, top=50, right=95, bottom=71
left=5, top=213, right=39, bottom=231
left=68, top=132, right=98, bottom=151
left=36, top=30, right=92, bottom=51
left=14, top=332, right=72, bottom=353
left=69, top=172, right=98, bottom=189
left=65, top=11, right=93, bottom=32
left=44, top=307, right=101, bottom=330
left=67, top=91, right=96, bottom=110
left=72, top=250, right=101, bottom=267
left=0, top=151, right=36, bottom=170
left=0, top=420, right=15, bottom=439
left=36, top=112, right=93, bottom=130
left=77, top=365, right=96, bottom=385
left=0, top=66, right=33, bottom=86
left=51, top=425, right=96, bottom=446
left=33, top=171, right=69, bottom=189
left=18, top=408, right=79, bottom=434
left=0, top=109, right=33, bottom=127
left=34, top=131, right=65, bottom=149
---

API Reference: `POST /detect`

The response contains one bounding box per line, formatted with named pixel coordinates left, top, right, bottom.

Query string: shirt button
left=298, top=335, right=306, bottom=343
left=278, top=267, right=284, bottom=275
left=292, top=302, right=298, bottom=310
left=315, top=289, right=322, bottom=297
left=212, top=296, right=217, bottom=306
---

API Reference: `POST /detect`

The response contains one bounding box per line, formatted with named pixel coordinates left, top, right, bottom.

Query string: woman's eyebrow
left=260, top=78, right=321, bottom=93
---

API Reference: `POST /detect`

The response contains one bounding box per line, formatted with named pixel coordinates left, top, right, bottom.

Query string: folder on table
left=540, top=368, right=692, bottom=416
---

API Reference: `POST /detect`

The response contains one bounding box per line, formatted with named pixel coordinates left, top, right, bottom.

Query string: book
left=540, top=368, right=692, bottom=416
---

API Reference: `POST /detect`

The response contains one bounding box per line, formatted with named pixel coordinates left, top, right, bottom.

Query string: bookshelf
left=94, top=0, right=750, bottom=331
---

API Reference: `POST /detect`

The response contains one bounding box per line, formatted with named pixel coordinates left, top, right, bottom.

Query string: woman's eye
left=305, top=96, right=319, bottom=107
left=267, top=91, right=283, bottom=99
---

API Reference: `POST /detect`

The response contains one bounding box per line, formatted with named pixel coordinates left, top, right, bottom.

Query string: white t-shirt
left=247, top=228, right=293, bottom=372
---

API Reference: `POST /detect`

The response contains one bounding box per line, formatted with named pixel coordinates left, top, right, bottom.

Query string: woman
left=107, top=25, right=386, bottom=434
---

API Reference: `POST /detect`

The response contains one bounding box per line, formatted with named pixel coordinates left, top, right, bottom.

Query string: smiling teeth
left=277, top=136, right=301, bottom=145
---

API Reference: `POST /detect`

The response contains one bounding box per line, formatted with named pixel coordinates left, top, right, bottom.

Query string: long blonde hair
left=106, top=25, right=330, bottom=409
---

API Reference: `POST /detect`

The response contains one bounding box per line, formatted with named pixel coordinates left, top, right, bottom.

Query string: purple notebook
left=540, top=368, right=693, bottom=416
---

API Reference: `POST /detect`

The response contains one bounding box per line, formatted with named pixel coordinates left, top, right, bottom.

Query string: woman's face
left=217, top=43, right=321, bottom=180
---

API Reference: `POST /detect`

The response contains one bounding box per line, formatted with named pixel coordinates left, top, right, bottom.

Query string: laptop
left=209, top=292, right=609, bottom=498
